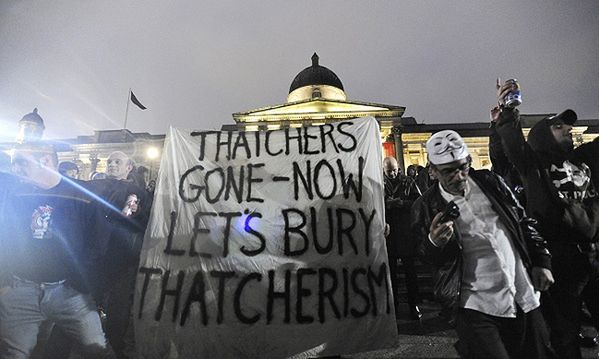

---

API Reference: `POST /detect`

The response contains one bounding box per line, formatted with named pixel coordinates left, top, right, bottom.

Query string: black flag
left=130, top=91, right=147, bottom=110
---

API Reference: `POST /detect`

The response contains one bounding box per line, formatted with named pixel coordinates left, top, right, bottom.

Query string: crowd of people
left=1, top=79, right=598, bottom=359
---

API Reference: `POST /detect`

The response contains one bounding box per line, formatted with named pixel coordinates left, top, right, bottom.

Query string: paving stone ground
left=345, top=301, right=599, bottom=359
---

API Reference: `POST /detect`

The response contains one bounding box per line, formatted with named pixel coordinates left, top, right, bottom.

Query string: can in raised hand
left=504, top=79, right=522, bottom=108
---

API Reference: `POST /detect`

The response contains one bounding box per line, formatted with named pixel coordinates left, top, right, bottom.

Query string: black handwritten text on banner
left=134, top=117, right=398, bottom=359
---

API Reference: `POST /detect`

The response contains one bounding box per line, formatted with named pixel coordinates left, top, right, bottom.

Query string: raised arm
left=493, top=79, right=537, bottom=177
left=489, top=109, right=512, bottom=178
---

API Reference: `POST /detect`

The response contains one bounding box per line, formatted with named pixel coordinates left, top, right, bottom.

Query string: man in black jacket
left=86, top=151, right=151, bottom=359
left=411, top=130, right=555, bottom=359
left=494, top=80, right=599, bottom=359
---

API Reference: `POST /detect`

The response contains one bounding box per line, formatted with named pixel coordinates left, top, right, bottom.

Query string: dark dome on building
left=289, top=53, right=344, bottom=94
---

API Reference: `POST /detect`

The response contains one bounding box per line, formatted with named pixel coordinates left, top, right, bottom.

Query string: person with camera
left=494, top=79, right=599, bottom=359
left=411, top=130, right=556, bottom=358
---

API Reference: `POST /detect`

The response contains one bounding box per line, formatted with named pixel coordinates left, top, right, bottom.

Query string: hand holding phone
left=439, top=201, right=460, bottom=223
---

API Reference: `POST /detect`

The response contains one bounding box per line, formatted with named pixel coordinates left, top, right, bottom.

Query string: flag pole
left=123, top=88, right=131, bottom=129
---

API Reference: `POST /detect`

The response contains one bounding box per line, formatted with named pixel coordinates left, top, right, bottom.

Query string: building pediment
left=233, top=98, right=405, bottom=123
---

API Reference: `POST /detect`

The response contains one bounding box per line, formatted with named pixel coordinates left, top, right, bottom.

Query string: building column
left=392, top=126, right=406, bottom=174
left=90, top=153, right=100, bottom=173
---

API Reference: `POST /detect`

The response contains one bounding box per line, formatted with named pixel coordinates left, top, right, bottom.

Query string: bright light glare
left=146, top=146, right=160, bottom=159
left=0, top=120, right=18, bottom=142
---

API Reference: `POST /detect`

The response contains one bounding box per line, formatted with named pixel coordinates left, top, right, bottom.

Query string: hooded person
left=497, top=107, right=599, bottom=237
left=495, top=81, right=599, bottom=359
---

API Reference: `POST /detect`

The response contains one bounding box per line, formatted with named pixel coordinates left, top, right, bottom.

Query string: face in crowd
left=383, top=157, right=399, bottom=179
left=11, top=145, right=58, bottom=187
left=59, top=162, right=79, bottom=180
left=64, top=169, right=79, bottom=179
left=425, top=129, right=471, bottom=196
left=106, top=151, right=133, bottom=180
left=549, top=119, right=574, bottom=151
left=11, top=152, right=36, bottom=180
left=430, top=156, right=472, bottom=196
left=406, top=165, right=417, bottom=178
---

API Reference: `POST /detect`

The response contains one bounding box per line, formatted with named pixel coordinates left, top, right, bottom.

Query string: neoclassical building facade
left=2, top=53, right=597, bottom=179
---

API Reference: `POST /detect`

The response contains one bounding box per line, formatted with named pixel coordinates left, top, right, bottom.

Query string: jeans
left=0, top=277, right=115, bottom=359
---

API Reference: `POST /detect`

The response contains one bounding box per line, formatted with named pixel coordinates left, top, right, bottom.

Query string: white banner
left=135, top=117, right=398, bottom=358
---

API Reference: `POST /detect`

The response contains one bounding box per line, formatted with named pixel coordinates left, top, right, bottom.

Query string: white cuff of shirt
left=428, top=233, right=441, bottom=247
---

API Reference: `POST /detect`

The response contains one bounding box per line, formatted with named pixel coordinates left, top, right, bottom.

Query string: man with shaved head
left=86, top=150, right=151, bottom=358
left=106, top=151, right=134, bottom=180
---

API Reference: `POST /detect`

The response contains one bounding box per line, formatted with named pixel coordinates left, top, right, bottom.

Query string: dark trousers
left=401, top=257, right=420, bottom=307
left=542, top=288, right=584, bottom=359
left=388, top=255, right=420, bottom=309
left=455, top=307, right=556, bottom=359
left=543, top=242, right=597, bottom=359
left=104, top=265, right=137, bottom=359
left=582, top=274, right=599, bottom=331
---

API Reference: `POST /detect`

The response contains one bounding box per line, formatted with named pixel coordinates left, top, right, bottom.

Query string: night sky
left=1, top=0, right=598, bottom=140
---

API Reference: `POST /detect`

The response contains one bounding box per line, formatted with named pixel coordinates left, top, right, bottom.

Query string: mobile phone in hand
left=439, top=201, right=460, bottom=223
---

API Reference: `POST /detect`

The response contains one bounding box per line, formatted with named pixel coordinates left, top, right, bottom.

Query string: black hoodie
left=496, top=108, right=599, bottom=248
left=496, top=108, right=599, bottom=288
left=527, top=116, right=596, bottom=201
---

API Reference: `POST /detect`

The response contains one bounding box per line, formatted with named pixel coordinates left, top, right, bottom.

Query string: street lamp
left=146, top=146, right=161, bottom=181
left=146, top=146, right=160, bottom=160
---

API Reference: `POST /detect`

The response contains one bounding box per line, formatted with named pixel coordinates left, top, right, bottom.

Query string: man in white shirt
left=411, top=130, right=556, bottom=358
